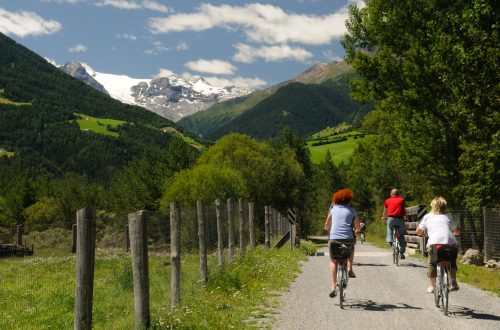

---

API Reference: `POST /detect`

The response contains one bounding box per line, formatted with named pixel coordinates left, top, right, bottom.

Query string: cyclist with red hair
left=324, top=189, right=361, bottom=298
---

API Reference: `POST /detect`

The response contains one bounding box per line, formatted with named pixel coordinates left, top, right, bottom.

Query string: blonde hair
left=430, top=196, right=447, bottom=214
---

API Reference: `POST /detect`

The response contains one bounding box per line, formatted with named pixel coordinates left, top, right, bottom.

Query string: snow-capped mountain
left=59, top=61, right=250, bottom=122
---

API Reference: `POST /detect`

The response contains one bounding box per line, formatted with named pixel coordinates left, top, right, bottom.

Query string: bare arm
left=354, top=216, right=361, bottom=233
left=416, top=226, right=425, bottom=237
left=324, top=212, right=332, bottom=232
left=452, top=227, right=461, bottom=237
left=381, top=207, right=388, bottom=220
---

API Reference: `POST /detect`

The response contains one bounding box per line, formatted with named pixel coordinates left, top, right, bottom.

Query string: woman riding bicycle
left=416, top=196, right=461, bottom=293
left=324, top=189, right=361, bottom=298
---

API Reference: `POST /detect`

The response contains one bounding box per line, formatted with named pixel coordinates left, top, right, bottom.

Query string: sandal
left=329, top=289, right=337, bottom=298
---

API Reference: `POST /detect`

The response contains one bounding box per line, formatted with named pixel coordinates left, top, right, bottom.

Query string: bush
left=23, top=228, right=72, bottom=250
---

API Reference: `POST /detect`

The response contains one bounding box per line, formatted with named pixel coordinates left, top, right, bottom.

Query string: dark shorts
left=329, top=239, right=355, bottom=261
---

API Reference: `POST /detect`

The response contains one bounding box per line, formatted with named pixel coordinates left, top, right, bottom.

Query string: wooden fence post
left=278, top=213, right=282, bottom=236
left=265, top=206, right=270, bottom=248
left=72, top=223, right=77, bottom=253
left=215, top=199, right=224, bottom=268
left=483, top=207, right=489, bottom=261
left=197, top=200, right=208, bottom=285
left=128, top=210, right=150, bottom=329
left=124, top=225, right=130, bottom=252
left=227, top=198, right=235, bottom=263
left=16, top=224, right=23, bottom=245
left=74, top=207, right=96, bottom=330
left=170, top=202, right=181, bottom=310
left=249, top=202, right=255, bottom=249
left=239, top=198, right=246, bottom=257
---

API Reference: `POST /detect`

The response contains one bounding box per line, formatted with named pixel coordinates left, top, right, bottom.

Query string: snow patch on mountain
left=60, top=61, right=251, bottom=122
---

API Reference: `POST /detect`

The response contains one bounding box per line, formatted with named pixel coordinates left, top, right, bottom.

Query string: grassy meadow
left=307, top=130, right=370, bottom=164
left=74, top=113, right=126, bottom=137
left=0, top=244, right=314, bottom=329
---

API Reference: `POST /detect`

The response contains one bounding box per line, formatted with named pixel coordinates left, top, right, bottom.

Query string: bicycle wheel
left=393, top=240, right=399, bottom=266
left=434, top=265, right=441, bottom=307
left=442, top=267, right=449, bottom=316
left=337, top=264, right=344, bottom=309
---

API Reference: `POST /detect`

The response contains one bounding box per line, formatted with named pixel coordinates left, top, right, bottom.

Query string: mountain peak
left=60, top=61, right=250, bottom=122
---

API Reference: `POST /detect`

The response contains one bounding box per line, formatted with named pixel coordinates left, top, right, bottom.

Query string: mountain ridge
left=59, top=61, right=250, bottom=122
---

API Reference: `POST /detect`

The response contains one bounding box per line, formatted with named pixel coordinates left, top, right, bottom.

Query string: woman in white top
left=416, top=196, right=461, bottom=293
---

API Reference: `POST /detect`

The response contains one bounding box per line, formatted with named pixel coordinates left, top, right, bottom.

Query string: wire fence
left=0, top=199, right=297, bottom=329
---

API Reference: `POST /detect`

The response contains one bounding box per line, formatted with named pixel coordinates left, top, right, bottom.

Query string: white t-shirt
left=418, top=213, right=458, bottom=247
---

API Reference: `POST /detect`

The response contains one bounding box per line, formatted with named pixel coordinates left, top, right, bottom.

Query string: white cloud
left=40, top=0, right=82, bottom=3
left=176, top=42, right=188, bottom=51
left=116, top=33, right=137, bottom=40
left=323, top=50, right=343, bottom=62
left=185, top=59, right=237, bottom=75
left=153, top=68, right=175, bottom=78
left=69, top=43, right=88, bottom=52
left=233, top=43, right=313, bottom=63
left=96, top=0, right=171, bottom=13
left=204, top=76, right=267, bottom=89
left=182, top=72, right=266, bottom=90
left=149, top=2, right=364, bottom=45
left=0, top=8, right=62, bottom=38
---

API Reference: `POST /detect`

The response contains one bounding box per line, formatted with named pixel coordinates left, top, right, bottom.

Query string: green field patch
left=307, top=130, right=370, bottom=164
left=0, top=150, right=14, bottom=158
left=162, top=126, right=204, bottom=150
left=0, top=97, right=32, bottom=106
left=73, top=113, right=126, bottom=137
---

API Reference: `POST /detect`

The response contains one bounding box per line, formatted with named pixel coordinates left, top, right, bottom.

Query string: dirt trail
left=272, top=242, right=500, bottom=329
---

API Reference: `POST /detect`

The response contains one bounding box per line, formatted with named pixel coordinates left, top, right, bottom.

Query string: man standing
left=381, top=188, right=406, bottom=259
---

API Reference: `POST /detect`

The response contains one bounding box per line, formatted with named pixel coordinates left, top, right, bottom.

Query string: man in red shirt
left=381, top=188, right=407, bottom=259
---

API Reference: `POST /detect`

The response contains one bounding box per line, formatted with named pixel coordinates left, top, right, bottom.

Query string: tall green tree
left=342, top=0, right=499, bottom=208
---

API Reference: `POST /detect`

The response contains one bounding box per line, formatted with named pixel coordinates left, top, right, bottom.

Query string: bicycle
left=360, top=232, right=365, bottom=244
left=391, top=225, right=401, bottom=266
left=431, top=244, right=458, bottom=316
left=330, top=241, right=353, bottom=309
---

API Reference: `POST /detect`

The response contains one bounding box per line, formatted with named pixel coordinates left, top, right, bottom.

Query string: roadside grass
left=0, top=245, right=308, bottom=329
left=457, top=263, right=500, bottom=296
left=365, top=219, right=500, bottom=296
left=73, top=113, right=126, bottom=137
left=307, top=130, right=371, bottom=165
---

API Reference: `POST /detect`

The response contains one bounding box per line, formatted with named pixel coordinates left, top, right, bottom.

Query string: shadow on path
left=447, top=306, right=500, bottom=321
left=345, top=299, right=423, bottom=311
left=353, top=262, right=388, bottom=267
left=399, top=263, right=426, bottom=268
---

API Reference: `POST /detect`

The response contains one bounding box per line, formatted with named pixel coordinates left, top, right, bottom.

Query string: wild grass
left=0, top=246, right=307, bottom=329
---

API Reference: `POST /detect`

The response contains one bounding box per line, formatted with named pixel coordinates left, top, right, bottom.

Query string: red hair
left=333, top=189, right=353, bottom=205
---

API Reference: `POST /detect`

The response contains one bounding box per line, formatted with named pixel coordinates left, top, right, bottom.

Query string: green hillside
left=178, top=61, right=355, bottom=138
left=207, top=79, right=372, bottom=140
left=178, top=88, right=276, bottom=138
left=0, top=33, right=196, bottom=182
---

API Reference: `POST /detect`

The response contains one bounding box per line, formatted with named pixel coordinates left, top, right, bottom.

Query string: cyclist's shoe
left=426, top=286, right=435, bottom=293
left=348, top=270, right=356, bottom=278
left=329, top=289, right=337, bottom=298
left=450, top=280, right=459, bottom=291
left=399, top=253, right=405, bottom=259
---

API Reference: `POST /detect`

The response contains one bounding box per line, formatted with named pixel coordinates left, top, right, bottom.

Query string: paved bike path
left=272, top=242, right=500, bottom=329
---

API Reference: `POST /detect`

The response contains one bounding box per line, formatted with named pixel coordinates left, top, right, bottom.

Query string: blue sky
left=0, top=0, right=363, bottom=89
